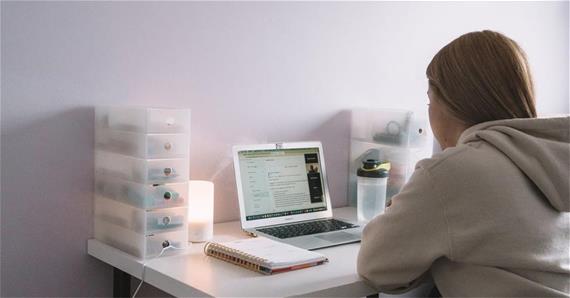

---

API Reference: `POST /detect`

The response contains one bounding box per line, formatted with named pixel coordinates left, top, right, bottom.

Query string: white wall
left=1, top=2, right=567, bottom=296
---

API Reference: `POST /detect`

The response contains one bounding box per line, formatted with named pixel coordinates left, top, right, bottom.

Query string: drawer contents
left=95, top=129, right=189, bottom=158
left=94, top=219, right=188, bottom=259
left=94, top=196, right=187, bottom=235
left=94, top=175, right=187, bottom=209
left=95, top=150, right=189, bottom=184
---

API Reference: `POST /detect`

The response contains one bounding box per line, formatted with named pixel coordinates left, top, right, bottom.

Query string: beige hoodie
left=357, top=116, right=570, bottom=297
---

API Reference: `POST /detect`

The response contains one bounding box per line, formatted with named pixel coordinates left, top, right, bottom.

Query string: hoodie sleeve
left=357, top=165, right=452, bottom=293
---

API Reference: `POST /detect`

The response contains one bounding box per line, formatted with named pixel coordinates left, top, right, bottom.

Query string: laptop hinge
left=243, top=229, right=258, bottom=237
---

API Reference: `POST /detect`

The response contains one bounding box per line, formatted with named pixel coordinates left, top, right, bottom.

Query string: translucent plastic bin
left=94, top=219, right=188, bottom=259
left=94, top=175, right=187, bottom=209
left=94, top=196, right=187, bottom=235
left=95, top=150, right=189, bottom=184
left=95, top=128, right=190, bottom=159
left=351, top=109, right=430, bottom=149
left=95, top=106, right=191, bottom=134
left=348, top=109, right=433, bottom=206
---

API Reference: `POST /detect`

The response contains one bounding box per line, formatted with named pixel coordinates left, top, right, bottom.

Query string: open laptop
left=232, top=141, right=362, bottom=250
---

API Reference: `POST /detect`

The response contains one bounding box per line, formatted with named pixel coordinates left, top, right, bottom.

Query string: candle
left=188, top=180, right=214, bottom=242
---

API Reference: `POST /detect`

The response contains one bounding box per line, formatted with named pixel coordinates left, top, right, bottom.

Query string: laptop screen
left=237, top=147, right=328, bottom=221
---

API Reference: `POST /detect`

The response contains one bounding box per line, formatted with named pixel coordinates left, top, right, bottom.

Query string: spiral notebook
left=204, top=237, right=329, bottom=274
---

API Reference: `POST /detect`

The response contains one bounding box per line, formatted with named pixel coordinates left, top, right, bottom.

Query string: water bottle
left=357, top=159, right=389, bottom=222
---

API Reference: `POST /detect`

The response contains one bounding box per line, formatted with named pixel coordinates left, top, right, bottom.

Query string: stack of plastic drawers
left=94, top=107, right=191, bottom=259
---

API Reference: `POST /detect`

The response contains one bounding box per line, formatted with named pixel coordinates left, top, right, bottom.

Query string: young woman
left=357, top=30, right=570, bottom=296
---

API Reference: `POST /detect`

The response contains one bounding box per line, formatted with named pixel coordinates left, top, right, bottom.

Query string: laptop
left=232, top=141, right=362, bottom=250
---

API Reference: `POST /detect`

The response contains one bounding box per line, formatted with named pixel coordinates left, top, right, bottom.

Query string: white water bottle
left=357, top=159, right=389, bottom=222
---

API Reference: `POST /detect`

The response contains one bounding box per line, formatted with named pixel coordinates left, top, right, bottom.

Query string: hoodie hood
left=458, top=116, right=570, bottom=212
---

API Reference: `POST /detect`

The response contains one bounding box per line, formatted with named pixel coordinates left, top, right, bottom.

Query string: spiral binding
left=204, top=242, right=271, bottom=274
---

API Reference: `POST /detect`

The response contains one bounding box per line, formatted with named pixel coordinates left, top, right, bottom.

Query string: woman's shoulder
left=415, top=141, right=518, bottom=181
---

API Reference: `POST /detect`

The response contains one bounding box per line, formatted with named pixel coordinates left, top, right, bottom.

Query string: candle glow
left=188, top=180, right=214, bottom=242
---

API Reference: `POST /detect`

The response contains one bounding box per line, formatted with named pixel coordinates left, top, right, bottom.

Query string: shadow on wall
left=209, top=110, right=352, bottom=223
left=1, top=106, right=112, bottom=296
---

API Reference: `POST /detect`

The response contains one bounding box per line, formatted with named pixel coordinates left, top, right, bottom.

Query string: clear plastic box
left=94, top=196, right=187, bottom=235
left=95, top=128, right=190, bottom=159
left=351, top=109, right=431, bottom=148
left=348, top=109, right=433, bottom=206
left=95, top=150, right=189, bottom=184
left=94, top=175, right=187, bottom=209
left=95, top=106, right=191, bottom=134
left=94, top=219, right=188, bottom=259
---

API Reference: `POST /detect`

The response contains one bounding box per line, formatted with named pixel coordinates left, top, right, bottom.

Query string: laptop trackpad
left=315, top=232, right=359, bottom=243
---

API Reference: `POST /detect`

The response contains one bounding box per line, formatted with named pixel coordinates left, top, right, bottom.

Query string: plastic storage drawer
left=348, top=109, right=433, bottom=206
left=95, top=106, right=190, bottom=134
left=95, top=129, right=189, bottom=159
left=350, top=109, right=430, bottom=148
left=94, top=175, right=187, bottom=209
left=94, top=196, right=187, bottom=235
left=94, top=219, right=188, bottom=259
left=95, top=150, right=189, bottom=184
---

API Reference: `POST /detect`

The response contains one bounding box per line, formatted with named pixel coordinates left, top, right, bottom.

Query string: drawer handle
left=163, top=191, right=173, bottom=200
left=162, top=216, right=171, bottom=226
left=164, top=142, right=172, bottom=151
left=165, top=118, right=175, bottom=127
left=164, top=168, right=173, bottom=176
left=162, top=240, right=170, bottom=248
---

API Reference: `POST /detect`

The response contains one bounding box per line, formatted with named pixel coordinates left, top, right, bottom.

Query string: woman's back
left=425, top=117, right=569, bottom=296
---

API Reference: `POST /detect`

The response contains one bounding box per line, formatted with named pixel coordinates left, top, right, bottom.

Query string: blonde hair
left=426, top=30, right=537, bottom=125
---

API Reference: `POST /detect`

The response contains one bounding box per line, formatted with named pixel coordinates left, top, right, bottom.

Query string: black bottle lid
left=357, top=159, right=389, bottom=178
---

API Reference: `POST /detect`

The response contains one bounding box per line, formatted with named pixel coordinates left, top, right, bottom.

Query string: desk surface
left=88, top=207, right=376, bottom=297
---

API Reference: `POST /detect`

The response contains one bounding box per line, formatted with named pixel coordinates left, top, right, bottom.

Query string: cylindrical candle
left=188, top=180, right=214, bottom=242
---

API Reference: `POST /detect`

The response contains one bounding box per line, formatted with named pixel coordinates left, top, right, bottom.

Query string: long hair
left=426, top=30, right=537, bottom=125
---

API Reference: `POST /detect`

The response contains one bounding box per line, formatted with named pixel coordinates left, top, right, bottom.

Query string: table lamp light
left=188, top=180, right=214, bottom=242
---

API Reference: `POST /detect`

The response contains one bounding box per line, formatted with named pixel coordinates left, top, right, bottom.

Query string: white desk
left=88, top=207, right=377, bottom=297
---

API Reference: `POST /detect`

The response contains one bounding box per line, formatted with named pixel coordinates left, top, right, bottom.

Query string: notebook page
left=220, top=237, right=327, bottom=268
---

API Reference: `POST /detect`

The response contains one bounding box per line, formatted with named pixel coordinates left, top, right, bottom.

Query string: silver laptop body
left=232, top=141, right=362, bottom=250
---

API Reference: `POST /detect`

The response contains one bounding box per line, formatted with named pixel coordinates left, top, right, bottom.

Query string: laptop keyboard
left=257, top=219, right=358, bottom=239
